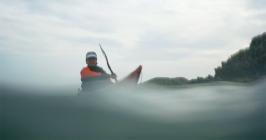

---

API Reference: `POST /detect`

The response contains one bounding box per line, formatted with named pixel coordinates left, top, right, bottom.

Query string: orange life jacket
left=80, top=67, right=102, bottom=79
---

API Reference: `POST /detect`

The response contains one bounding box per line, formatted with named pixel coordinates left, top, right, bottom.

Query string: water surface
left=1, top=81, right=265, bottom=140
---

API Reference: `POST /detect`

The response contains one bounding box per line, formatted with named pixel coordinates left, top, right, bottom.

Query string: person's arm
left=98, top=67, right=117, bottom=79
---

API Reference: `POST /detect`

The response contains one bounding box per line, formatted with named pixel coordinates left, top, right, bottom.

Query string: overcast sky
left=0, top=0, right=266, bottom=88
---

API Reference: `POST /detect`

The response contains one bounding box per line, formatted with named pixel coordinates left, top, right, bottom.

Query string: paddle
left=99, top=43, right=118, bottom=82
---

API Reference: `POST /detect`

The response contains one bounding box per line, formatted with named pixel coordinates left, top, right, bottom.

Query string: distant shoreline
left=144, top=32, right=266, bottom=86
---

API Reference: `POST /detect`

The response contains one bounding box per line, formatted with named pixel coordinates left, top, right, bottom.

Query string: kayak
left=119, top=65, right=142, bottom=84
left=78, top=65, right=142, bottom=94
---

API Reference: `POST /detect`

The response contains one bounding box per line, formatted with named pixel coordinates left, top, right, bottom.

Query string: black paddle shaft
left=99, top=44, right=118, bottom=82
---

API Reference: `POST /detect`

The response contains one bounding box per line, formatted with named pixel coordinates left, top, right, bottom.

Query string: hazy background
left=1, top=0, right=266, bottom=88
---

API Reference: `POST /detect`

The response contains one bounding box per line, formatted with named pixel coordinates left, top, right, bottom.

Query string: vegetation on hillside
left=215, top=32, right=266, bottom=81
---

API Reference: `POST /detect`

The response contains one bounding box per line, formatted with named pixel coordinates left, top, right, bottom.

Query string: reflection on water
left=1, top=81, right=265, bottom=140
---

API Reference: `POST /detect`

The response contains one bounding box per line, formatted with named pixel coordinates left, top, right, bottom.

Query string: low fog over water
left=1, top=80, right=265, bottom=140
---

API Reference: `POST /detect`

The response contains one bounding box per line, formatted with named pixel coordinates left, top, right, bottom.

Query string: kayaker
left=80, top=51, right=117, bottom=91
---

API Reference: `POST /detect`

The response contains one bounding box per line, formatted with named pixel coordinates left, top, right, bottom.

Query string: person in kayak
left=80, top=51, right=117, bottom=91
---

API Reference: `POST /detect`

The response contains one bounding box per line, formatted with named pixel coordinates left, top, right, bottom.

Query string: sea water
left=1, top=80, right=265, bottom=140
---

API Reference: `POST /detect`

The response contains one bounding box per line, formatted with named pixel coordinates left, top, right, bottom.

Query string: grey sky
left=0, top=0, right=265, bottom=88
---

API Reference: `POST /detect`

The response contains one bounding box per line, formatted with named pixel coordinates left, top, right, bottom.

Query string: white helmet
left=86, top=51, right=97, bottom=60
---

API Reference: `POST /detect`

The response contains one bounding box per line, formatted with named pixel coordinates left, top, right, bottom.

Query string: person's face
left=86, top=58, right=97, bottom=66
